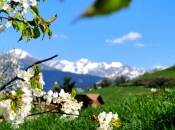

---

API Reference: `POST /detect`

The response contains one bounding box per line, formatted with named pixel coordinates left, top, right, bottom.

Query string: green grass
left=82, top=86, right=151, bottom=103
left=138, top=66, right=175, bottom=79
left=1, top=87, right=175, bottom=130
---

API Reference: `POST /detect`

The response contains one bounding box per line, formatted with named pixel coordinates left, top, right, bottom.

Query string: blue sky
left=0, top=0, right=175, bottom=69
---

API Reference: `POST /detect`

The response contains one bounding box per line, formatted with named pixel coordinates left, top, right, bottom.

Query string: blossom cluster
left=0, top=66, right=83, bottom=129
left=0, top=88, right=33, bottom=129
left=0, top=0, right=37, bottom=33
left=0, top=0, right=37, bottom=15
left=97, top=112, right=121, bottom=130
left=0, top=67, right=38, bottom=129
left=31, top=88, right=83, bottom=119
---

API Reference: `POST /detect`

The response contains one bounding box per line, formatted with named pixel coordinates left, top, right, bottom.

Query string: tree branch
left=0, top=16, right=26, bottom=23
left=0, top=54, right=58, bottom=91
left=25, top=54, right=58, bottom=70
left=27, top=107, right=90, bottom=119
left=27, top=108, right=57, bottom=117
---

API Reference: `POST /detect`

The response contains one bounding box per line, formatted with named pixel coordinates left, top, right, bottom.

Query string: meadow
left=0, top=86, right=175, bottom=130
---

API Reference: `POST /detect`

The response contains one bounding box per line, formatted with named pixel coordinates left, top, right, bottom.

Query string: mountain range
left=47, top=59, right=167, bottom=80
left=7, top=49, right=167, bottom=91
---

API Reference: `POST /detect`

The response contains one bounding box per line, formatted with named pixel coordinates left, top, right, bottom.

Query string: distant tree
left=115, top=75, right=126, bottom=85
left=52, top=75, right=76, bottom=93
left=133, top=80, right=142, bottom=86
left=100, top=78, right=113, bottom=87
left=149, top=77, right=172, bottom=88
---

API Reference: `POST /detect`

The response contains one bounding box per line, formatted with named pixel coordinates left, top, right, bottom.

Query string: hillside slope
left=125, top=65, right=175, bottom=86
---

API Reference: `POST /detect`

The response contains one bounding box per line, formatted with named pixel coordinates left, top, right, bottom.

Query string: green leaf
left=0, top=95, right=10, bottom=101
left=82, top=0, right=132, bottom=17
left=71, top=88, right=76, bottom=98
left=39, top=24, right=45, bottom=32
left=16, top=90, right=25, bottom=96
left=39, top=24, right=45, bottom=40
left=48, top=28, right=52, bottom=39
left=18, top=29, right=27, bottom=42
left=34, top=64, right=41, bottom=76
left=12, top=21, right=17, bottom=30
left=33, top=27, right=40, bottom=39
left=18, top=23, right=26, bottom=31
left=45, top=14, right=58, bottom=23
left=28, top=20, right=37, bottom=26
left=12, top=21, right=21, bottom=31
left=35, top=80, right=43, bottom=90
left=26, top=28, right=34, bottom=42
left=14, top=13, right=23, bottom=20
left=0, top=0, right=5, bottom=5
left=16, top=21, right=21, bottom=31
left=30, top=78, right=37, bottom=89
left=39, top=24, right=48, bottom=40
left=30, top=6, right=40, bottom=16
left=11, top=101, right=17, bottom=113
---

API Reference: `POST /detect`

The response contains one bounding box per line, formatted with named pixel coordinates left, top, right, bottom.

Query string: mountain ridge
left=47, top=59, right=167, bottom=79
left=7, top=49, right=104, bottom=91
left=7, top=49, right=168, bottom=90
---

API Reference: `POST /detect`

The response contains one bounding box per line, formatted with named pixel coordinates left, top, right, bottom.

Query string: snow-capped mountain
left=8, top=49, right=33, bottom=59
left=8, top=49, right=55, bottom=70
left=6, top=49, right=168, bottom=90
left=6, top=49, right=104, bottom=90
left=8, top=49, right=167, bottom=79
left=47, top=59, right=168, bottom=79
left=47, top=59, right=147, bottom=79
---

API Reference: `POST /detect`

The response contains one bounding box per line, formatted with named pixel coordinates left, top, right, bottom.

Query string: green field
left=82, top=86, right=151, bottom=103
left=1, top=86, right=175, bottom=130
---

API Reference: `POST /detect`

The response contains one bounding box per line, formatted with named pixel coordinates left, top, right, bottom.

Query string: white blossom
left=0, top=24, right=6, bottom=33
left=151, top=88, right=157, bottom=92
left=5, top=21, right=12, bottom=28
left=32, top=88, right=43, bottom=97
left=97, top=112, right=120, bottom=130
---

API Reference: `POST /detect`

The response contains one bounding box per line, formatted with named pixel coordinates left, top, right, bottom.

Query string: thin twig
left=0, top=54, right=58, bottom=91
left=27, top=108, right=57, bottom=117
left=51, top=111, right=91, bottom=118
left=25, top=54, right=58, bottom=71
left=27, top=107, right=90, bottom=119
left=0, top=16, right=25, bottom=23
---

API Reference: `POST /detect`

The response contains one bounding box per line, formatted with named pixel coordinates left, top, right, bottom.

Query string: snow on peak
left=47, top=59, right=132, bottom=78
left=47, top=59, right=167, bottom=79
left=111, top=62, right=122, bottom=67
left=78, top=58, right=89, bottom=63
left=149, top=65, right=168, bottom=72
left=103, top=62, right=122, bottom=69
left=8, top=49, right=32, bottom=59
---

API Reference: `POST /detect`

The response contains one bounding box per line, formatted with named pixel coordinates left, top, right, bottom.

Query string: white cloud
left=53, top=34, right=68, bottom=39
left=53, top=34, right=58, bottom=38
left=134, top=43, right=145, bottom=47
left=106, top=32, right=142, bottom=44
left=59, top=34, right=68, bottom=39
